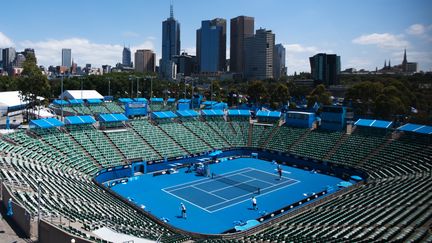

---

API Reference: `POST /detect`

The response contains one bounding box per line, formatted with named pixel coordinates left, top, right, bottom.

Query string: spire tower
left=170, top=0, right=174, bottom=19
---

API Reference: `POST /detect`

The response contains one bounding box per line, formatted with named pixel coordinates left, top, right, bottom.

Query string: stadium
left=0, top=94, right=431, bottom=243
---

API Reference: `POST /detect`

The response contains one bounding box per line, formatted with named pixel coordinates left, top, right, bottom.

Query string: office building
left=230, top=16, right=254, bottom=75
left=135, top=49, right=156, bottom=73
left=197, top=18, right=226, bottom=72
left=2, top=47, right=16, bottom=72
left=273, top=44, right=287, bottom=80
left=122, top=46, right=132, bottom=67
left=309, top=53, right=341, bottom=86
left=62, top=48, right=72, bottom=68
left=0, top=48, right=3, bottom=68
left=172, top=52, right=197, bottom=76
left=244, top=28, right=275, bottom=80
left=161, top=3, right=180, bottom=79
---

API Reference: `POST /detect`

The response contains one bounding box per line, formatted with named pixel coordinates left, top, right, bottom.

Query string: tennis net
left=211, top=173, right=260, bottom=194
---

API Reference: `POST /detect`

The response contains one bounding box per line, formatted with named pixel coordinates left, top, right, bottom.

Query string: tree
left=17, top=52, right=51, bottom=121
left=247, top=80, right=268, bottom=105
left=307, top=84, right=331, bottom=108
left=269, top=83, right=290, bottom=109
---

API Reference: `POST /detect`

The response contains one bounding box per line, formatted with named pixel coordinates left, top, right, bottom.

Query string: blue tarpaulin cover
left=397, top=123, right=432, bottom=135
left=354, top=119, right=392, bottom=129
left=30, top=118, right=64, bottom=129
left=98, top=113, right=128, bottom=122
left=201, top=109, right=224, bottom=116
left=65, top=115, right=96, bottom=125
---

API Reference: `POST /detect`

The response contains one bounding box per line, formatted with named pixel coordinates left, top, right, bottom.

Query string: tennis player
left=251, top=196, right=257, bottom=210
left=277, top=164, right=283, bottom=180
left=180, top=202, right=187, bottom=219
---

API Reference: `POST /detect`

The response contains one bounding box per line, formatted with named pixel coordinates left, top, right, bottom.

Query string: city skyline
left=0, top=0, right=431, bottom=73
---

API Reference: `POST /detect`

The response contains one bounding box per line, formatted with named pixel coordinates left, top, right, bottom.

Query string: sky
left=1, top=0, right=432, bottom=74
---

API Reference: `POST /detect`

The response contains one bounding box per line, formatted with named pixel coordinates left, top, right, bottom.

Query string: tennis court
left=162, top=168, right=299, bottom=212
left=111, top=158, right=344, bottom=234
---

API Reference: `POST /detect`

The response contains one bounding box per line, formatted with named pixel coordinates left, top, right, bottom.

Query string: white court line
left=207, top=179, right=301, bottom=213
left=161, top=188, right=213, bottom=213
left=191, top=185, right=228, bottom=201
left=209, top=178, right=257, bottom=193
left=248, top=168, right=300, bottom=184
left=163, top=168, right=254, bottom=192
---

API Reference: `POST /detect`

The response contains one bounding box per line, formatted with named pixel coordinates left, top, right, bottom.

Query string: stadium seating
left=0, top=116, right=431, bottom=242
left=157, top=120, right=212, bottom=154
left=0, top=155, right=190, bottom=242
left=130, top=119, right=186, bottom=158
left=104, top=102, right=124, bottom=113
left=105, top=129, right=161, bottom=161
left=180, top=118, right=229, bottom=150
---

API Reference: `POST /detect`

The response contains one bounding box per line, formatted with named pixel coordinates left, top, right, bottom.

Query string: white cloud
left=406, top=24, right=426, bottom=35
left=284, top=44, right=318, bottom=53
left=345, top=58, right=372, bottom=70
left=283, top=43, right=333, bottom=74
left=352, top=33, right=409, bottom=49
left=19, top=37, right=155, bottom=68
left=183, top=47, right=196, bottom=56
left=122, top=31, right=140, bottom=38
left=0, top=32, right=14, bottom=48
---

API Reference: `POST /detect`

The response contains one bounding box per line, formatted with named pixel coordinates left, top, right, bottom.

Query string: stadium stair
left=260, top=125, right=280, bottom=148
left=322, top=133, right=349, bottom=161
left=247, top=123, right=253, bottom=147
left=203, top=118, right=232, bottom=146
left=178, top=120, right=216, bottom=150
left=128, top=124, right=164, bottom=159
left=101, top=131, right=129, bottom=163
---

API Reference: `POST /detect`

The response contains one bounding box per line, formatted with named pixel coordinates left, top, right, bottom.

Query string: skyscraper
left=309, top=53, right=341, bottom=86
left=244, top=28, right=275, bottom=80
left=135, top=49, right=156, bottom=73
left=273, top=44, right=286, bottom=80
left=196, top=18, right=226, bottom=72
left=230, top=16, right=254, bottom=75
left=161, top=3, right=180, bottom=79
left=2, top=47, right=16, bottom=71
left=61, top=48, right=72, bottom=68
left=122, top=46, right=132, bottom=67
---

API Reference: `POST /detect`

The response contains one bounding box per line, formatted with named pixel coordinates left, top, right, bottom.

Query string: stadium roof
left=69, top=99, right=84, bottom=105
left=118, top=98, right=134, bottom=103
left=177, top=109, right=199, bottom=117
left=202, top=101, right=218, bottom=105
left=53, top=99, right=69, bottom=106
left=354, top=119, right=393, bottom=129
left=30, top=118, right=64, bottom=129
left=201, top=109, right=224, bottom=116
left=98, top=113, right=128, bottom=122
left=0, top=91, right=30, bottom=109
left=178, top=99, right=191, bottom=103
left=87, top=99, right=103, bottom=104
left=152, top=111, right=178, bottom=119
left=397, top=123, right=432, bottom=135
left=167, top=98, right=176, bottom=102
left=150, top=97, right=164, bottom=102
left=228, top=109, right=251, bottom=116
left=60, top=90, right=104, bottom=100
left=134, top=98, right=148, bottom=103
left=256, top=110, right=281, bottom=118
left=287, top=111, right=315, bottom=115
left=64, top=115, right=96, bottom=125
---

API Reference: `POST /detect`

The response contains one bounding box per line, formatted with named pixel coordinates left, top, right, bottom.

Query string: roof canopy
left=69, top=99, right=84, bottom=105
left=354, top=119, right=392, bottom=129
left=53, top=99, right=69, bottom=106
left=167, top=98, right=176, bottom=103
left=150, top=97, right=164, bottom=103
left=178, top=99, right=191, bottom=103
left=60, top=90, right=104, bottom=100
left=177, top=109, right=199, bottom=117
left=134, top=98, right=148, bottom=103
left=256, top=110, right=281, bottom=118
left=202, top=101, right=218, bottom=105
left=228, top=109, right=250, bottom=117
left=87, top=99, right=103, bottom=104
left=30, top=118, right=64, bottom=129
left=397, top=123, right=432, bottom=135
left=98, top=113, right=128, bottom=122
left=0, top=91, right=30, bottom=108
left=64, top=115, right=96, bottom=125
left=201, top=109, right=224, bottom=116
left=118, top=98, right=134, bottom=103
left=152, top=111, right=178, bottom=119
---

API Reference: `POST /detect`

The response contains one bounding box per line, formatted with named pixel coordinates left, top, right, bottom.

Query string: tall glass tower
left=161, top=3, right=180, bottom=79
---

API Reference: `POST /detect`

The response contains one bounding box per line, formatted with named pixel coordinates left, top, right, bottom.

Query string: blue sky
left=1, top=0, right=431, bottom=73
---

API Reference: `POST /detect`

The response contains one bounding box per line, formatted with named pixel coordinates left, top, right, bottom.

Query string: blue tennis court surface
left=163, top=168, right=299, bottom=212
left=111, top=158, right=345, bottom=234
